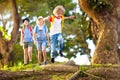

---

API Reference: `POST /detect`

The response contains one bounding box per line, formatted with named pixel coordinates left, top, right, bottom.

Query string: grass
left=79, top=64, right=120, bottom=72
left=0, top=63, right=44, bottom=71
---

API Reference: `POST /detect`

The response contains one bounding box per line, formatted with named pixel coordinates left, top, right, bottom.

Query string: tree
left=79, top=0, right=120, bottom=64
left=0, top=0, right=20, bottom=67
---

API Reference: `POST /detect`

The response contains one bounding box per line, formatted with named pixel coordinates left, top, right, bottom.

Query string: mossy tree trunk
left=0, top=0, right=20, bottom=67
left=78, top=0, right=120, bottom=64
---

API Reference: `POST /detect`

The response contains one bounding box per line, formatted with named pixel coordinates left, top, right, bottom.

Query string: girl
left=21, top=18, right=33, bottom=65
left=33, top=16, right=50, bottom=65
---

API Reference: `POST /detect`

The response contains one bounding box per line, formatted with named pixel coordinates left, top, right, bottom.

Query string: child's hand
left=43, top=16, right=50, bottom=21
left=20, top=41, right=24, bottom=46
left=47, top=42, right=50, bottom=47
left=20, top=40, right=24, bottom=45
left=69, top=15, right=75, bottom=19
left=34, top=41, right=37, bottom=45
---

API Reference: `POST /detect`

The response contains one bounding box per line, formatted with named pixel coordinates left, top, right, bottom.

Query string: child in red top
left=44, top=5, right=75, bottom=63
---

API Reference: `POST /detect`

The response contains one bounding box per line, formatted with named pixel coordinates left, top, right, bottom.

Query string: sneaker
left=43, top=61, right=47, bottom=65
left=51, top=58, right=55, bottom=63
left=59, top=50, right=63, bottom=57
left=23, top=63, right=27, bottom=66
left=29, top=61, right=32, bottom=64
left=38, top=63, right=42, bottom=66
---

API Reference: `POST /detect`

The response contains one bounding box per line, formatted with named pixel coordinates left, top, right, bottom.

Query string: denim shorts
left=23, top=42, right=33, bottom=49
left=36, top=42, right=46, bottom=50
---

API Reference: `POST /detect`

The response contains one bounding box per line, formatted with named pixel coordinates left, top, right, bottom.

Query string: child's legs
left=38, top=50, right=42, bottom=64
left=36, top=42, right=42, bottom=64
left=50, top=35, right=57, bottom=58
left=57, top=34, right=64, bottom=51
left=42, top=42, right=47, bottom=62
left=23, top=48, right=28, bottom=64
left=23, top=42, right=28, bottom=64
left=28, top=42, right=33, bottom=62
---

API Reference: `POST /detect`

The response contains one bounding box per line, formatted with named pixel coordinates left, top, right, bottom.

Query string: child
left=33, top=16, right=50, bottom=65
left=21, top=18, right=33, bottom=65
left=44, top=5, right=75, bottom=63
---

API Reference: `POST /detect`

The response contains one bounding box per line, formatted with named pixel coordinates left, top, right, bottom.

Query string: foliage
left=63, top=13, right=91, bottom=59
left=0, top=26, right=11, bottom=40
left=17, top=0, right=51, bottom=17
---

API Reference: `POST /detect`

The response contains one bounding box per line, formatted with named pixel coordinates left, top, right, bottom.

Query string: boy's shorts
left=36, top=42, right=46, bottom=50
left=23, top=42, right=33, bottom=49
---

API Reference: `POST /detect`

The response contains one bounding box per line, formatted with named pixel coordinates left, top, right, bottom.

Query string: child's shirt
left=23, top=27, right=33, bottom=42
left=34, top=25, right=48, bottom=43
left=49, top=16, right=62, bottom=36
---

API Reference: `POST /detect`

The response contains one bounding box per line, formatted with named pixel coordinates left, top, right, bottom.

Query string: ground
left=0, top=63, right=78, bottom=80
left=0, top=63, right=120, bottom=80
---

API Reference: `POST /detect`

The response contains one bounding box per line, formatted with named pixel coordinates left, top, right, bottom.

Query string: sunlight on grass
left=52, top=75, right=65, bottom=80
left=79, top=64, right=120, bottom=72
left=0, top=63, right=44, bottom=71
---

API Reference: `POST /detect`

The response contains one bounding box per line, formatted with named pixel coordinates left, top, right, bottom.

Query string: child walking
left=21, top=18, right=33, bottom=65
left=33, top=16, right=50, bottom=65
left=44, top=5, right=75, bottom=63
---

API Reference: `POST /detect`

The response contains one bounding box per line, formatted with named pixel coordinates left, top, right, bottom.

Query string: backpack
left=50, top=15, right=64, bottom=31
left=22, top=26, right=33, bottom=36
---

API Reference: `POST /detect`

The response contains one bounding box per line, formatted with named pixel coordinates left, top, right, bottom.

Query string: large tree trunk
left=78, top=0, right=120, bottom=64
left=0, top=0, right=20, bottom=67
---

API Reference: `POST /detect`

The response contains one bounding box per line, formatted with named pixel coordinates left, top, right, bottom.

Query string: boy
left=44, top=5, right=75, bottom=63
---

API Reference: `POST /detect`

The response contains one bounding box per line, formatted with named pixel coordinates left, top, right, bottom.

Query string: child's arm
left=43, top=16, right=50, bottom=21
left=64, top=15, right=75, bottom=20
left=20, top=29, right=24, bottom=45
left=33, top=31, right=37, bottom=45
left=46, top=33, right=50, bottom=46
left=33, top=27, right=36, bottom=45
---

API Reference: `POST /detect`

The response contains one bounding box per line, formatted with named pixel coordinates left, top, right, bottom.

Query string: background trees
left=1, top=0, right=84, bottom=67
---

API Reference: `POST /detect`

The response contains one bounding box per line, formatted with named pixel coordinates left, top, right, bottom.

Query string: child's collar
left=54, top=16, right=62, bottom=19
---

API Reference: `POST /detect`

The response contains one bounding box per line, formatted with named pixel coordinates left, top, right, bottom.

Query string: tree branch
left=9, top=0, right=20, bottom=45
left=78, top=0, right=102, bottom=25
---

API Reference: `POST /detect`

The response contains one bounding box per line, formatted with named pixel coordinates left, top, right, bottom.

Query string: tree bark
left=0, top=0, right=20, bottom=67
left=78, top=0, right=120, bottom=64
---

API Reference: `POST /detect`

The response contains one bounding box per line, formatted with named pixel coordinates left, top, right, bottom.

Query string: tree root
left=68, top=70, right=105, bottom=80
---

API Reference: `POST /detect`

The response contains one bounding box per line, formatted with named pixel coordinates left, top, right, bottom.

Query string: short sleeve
left=49, top=16, right=52, bottom=22
left=33, top=26, right=37, bottom=33
left=45, top=25, right=48, bottom=33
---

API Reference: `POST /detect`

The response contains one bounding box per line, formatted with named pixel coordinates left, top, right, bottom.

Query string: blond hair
left=36, top=16, right=44, bottom=25
left=53, top=5, right=65, bottom=15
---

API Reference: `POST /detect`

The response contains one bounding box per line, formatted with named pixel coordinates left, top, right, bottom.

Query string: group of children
left=21, top=5, right=74, bottom=65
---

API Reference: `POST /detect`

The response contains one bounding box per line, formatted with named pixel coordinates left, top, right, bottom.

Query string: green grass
left=52, top=75, right=65, bottom=80
left=79, top=64, right=120, bottom=72
left=0, top=63, right=44, bottom=71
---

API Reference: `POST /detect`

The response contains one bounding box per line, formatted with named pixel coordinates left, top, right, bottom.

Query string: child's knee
left=42, top=49, right=46, bottom=53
